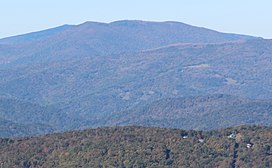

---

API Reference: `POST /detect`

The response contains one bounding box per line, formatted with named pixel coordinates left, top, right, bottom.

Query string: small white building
left=246, top=143, right=253, bottom=148
left=228, top=133, right=236, bottom=139
left=198, top=139, right=204, bottom=143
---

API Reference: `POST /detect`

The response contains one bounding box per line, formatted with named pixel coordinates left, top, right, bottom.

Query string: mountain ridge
left=0, top=20, right=271, bottom=138
left=0, top=20, right=262, bottom=43
left=0, top=20, right=260, bottom=66
left=0, top=25, right=74, bottom=45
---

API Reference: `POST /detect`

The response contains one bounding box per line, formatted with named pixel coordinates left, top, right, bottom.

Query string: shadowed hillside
left=0, top=117, right=54, bottom=137
left=0, top=98, right=78, bottom=137
left=106, top=94, right=272, bottom=130
left=1, top=94, right=272, bottom=138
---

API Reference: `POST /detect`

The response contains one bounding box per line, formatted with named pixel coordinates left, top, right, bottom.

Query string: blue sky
left=1, top=0, right=271, bottom=38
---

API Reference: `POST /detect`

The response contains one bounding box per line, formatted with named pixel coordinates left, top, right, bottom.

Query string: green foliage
left=0, top=126, right=271, bottom=168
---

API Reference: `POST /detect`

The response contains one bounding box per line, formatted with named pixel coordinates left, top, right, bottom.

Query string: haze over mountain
left=0, top=20, right=258, bottom=66
left=0, top=20, right=271, bottom=137
left=0, top=117, right=54, bottom=138
left=106, top=94, right=272, bottom=130
left=0, top=25, right=74, bottom=45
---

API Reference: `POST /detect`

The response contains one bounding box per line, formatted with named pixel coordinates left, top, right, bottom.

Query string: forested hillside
left=106, top=94, right=272, bottom=130
left=0, top=117, right=54, bottom=137
left=0, top=126, right=271, bottom=167
left=1, top=94, right=272, bottom=137
left=0, top=21, right=271, bottom=137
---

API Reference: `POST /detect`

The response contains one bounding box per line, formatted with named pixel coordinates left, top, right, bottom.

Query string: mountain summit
left=0, top=21, right=271, bottom=137
left=0, top=20, right=259, bottom=65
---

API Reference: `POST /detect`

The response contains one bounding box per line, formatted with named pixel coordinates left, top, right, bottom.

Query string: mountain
left=105, top=94, right=272, bottom=130
left=1, top=126, right=271, bottom=167
left=0, top=20, right=258, bottom=66
left=0, top=25, right=74, bottom=45
left=0, top=20, right=271, bottom=137
left=1, top=40, right=271, bottom=121
left=1, top=94, right=271, bottom=138
left=2, top=20, right=258, bottom=46
left=0, top=97, right=77, bottom=137
left=0, top=117, right=54, bottom=138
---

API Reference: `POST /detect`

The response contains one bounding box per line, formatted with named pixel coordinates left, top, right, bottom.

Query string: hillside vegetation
left=1, top=94, right=272, bottom=137
left=0, top=21, right=271, bottom=137
left=0, top=126, right=271, bottom=168
left=106, top=94, right=272, bottom=130
left=0, top=117, right=53, bottom=137
left=1, top=40, right=272, bottom=135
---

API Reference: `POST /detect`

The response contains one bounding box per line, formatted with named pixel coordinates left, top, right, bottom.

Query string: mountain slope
left=1, top=94, right=271, bottom=137
left=0, top=39, right=271, bottom=135
left=1, top=40, right=271, bottom=116
left=106, top=94, right=272, bottom=130
left=0, top=117, right=54, bottom=138
left=0, top=97, right=74, bottom=134
left=0, top=126, right=271, bottom=167
left=0, top=21, right=271, bottom=137
left=0, top=20, right=259, bottom=66
left=0, top=25, right=74, bottom=45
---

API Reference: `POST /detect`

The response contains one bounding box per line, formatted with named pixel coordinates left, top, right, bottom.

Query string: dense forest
left=1, top=94, right=272, bottom=138
left=0, top=125, right=271, bottom=167
left=106, top=94, right=272, bottom=130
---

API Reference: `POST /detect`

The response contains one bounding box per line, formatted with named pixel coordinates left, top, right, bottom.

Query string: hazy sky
left=1, top=0, right=271, bottom=39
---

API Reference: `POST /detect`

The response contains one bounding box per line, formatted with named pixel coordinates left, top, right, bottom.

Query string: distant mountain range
left=1, top=126, right=271, bottom=167
left=0, top=20, right=271, bottom=137
left=0, top=20, right=259, bottom=66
